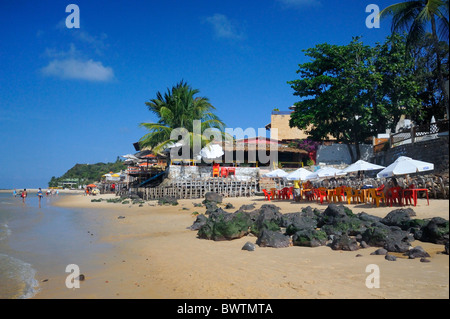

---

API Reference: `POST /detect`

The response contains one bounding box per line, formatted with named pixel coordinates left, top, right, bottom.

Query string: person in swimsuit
left=21, top=188, right=27, bottom=203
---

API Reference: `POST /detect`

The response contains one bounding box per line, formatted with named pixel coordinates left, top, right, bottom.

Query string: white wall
left=316, top=144, right=373, bottom=165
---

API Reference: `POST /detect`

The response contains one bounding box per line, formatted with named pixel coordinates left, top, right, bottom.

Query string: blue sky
left=0, top=0, right=395, bottom=189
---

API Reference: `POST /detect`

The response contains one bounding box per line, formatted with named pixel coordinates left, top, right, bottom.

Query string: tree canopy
left=288, top=34, right=421, bottom=162
left=139, top=81, right=226, bottom=156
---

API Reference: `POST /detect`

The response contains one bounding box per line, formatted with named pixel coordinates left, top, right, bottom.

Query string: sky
left=0, top=0, right=395, bottom=189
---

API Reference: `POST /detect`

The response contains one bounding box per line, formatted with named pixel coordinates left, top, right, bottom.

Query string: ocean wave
left=0, top=223, right=11, bottom=241
left=0, top=253, right=40, bottom=299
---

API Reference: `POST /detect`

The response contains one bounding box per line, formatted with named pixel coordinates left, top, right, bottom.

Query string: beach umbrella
left=285, top=168, right=317, bottom=181
left=263, top=169, right=289, bottom=178
left=313, top=167, right=347, bottom=179
left=200, top=144, right=224, bottom=160
left=87, top=184, right=96, bottom=188
left=376, top=156, right=434, bottom=178
left=343, top=160, right=385, bottom=173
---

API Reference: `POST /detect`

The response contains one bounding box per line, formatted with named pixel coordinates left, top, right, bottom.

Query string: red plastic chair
left=403, top=184, right=415, bottom=206
left=386, top=186, right=403, bottom=207
left=304, top=188, right=315, bottom=201
left=220, top=167, right=228, bottom=178
left=281, top=187, right=291, bottom=200
left=262, top=189, right=271, bottom=201
left=227, top=167, right=236, bottom=177
left=315, top=188, right=328, bottom=204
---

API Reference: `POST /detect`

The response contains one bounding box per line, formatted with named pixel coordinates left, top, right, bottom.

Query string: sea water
left=0, top=192, right=40, bottom=298
left=0, top=191, right=111, bottom=299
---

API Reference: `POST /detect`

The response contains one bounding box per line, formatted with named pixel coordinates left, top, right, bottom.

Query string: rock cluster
left=189, top=193, right=449, bottom=259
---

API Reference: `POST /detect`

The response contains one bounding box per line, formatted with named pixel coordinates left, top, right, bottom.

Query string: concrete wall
left=167, top=165, right=260, bottom=181
left=371, top=136, right=449, bottom=175
left=316, top=144, right=373, bottom=165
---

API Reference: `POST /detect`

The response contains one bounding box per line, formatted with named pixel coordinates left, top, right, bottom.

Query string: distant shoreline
left=0, top=189, right=84, bottom=194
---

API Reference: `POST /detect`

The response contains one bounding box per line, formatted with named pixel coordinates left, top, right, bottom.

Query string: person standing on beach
left=293, top=180, right=301, bottom=202
left=21, top=188, right=27, bottom=203
left=13, top=189, right=17, bottom=197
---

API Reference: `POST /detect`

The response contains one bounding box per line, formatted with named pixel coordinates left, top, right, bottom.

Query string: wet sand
left=33, top=194, right=449, bottom=299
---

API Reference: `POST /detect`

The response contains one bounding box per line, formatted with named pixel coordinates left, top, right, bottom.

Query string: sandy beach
left=31, top=193, right=449, bottom=299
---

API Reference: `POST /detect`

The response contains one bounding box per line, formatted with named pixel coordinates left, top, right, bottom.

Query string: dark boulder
left=238, top=203, right=256, bottom=211
left=370, top=248, right=388, bottom=255
left=385, top=254, right=397, bottom=261
left=330, top=234, right=360, bottom=251
left=197, top=210, right=253, bottom=241
left=380, top=209, right=412, bottom=228
left=284, top=213, right=318, bottom=235
left=319, top=204, right=364, bottom=236
left=251, top=204, right=283, bottom=236
left=204, top=192, right=223, bottom=204
left=357, top=212, right=382, bottom=224
left=188, top=214, right=208, bottom=231
left=405, top=246, right=431, bottom=259
left=256, top=229, right=291, bottom=248
left=292, top=229, right=328, bottom=247
left=225, top=203, right=235, bottom=209
left=242, top=241, right=256, bottom=251
left=419, top=217, right=449, bottom=244
left=319, top=204, right=353, bottom=226
left=362, top=223, right=413, bottom=253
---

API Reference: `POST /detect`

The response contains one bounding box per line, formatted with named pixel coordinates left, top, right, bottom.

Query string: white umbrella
left=343, top=160, right=385, bottom=173
left=285, top=168, right=317, bottom=181
left=200, top=144, right=224, bottom=160
left=313, top=167, right=347, bottom=179
left=263, top=169, right=288, bottom=178
left=377, top=156, right=434, bottom=178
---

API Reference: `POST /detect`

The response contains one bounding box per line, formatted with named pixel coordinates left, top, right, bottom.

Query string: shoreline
left=32, top=194, right=449, bottom=299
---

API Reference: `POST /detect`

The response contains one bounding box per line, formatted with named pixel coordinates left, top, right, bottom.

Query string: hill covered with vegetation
left=48, top=157, right=126, bottom=188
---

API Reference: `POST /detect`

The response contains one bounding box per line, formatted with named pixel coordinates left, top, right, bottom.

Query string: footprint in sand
left=317, top=290, right=333, bottom=296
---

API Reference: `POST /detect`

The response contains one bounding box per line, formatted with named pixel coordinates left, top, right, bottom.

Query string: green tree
left=380, top=0, right=449, bottom=118
left=139, top=81, right=226, bottom=155
left=411, top=33, right=449, bottom=122
left=288, top=35, right=420, bottom=162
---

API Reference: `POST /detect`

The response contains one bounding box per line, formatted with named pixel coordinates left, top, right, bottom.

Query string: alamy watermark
left=65, top=264, right=81, bottom=289
left=168, top=120, right=279, bottom=167
left=65, top=4, right=80, bottom=29
left=365, top=4, right=380, bottom=29
left=365, top=264, right=380, bottom=289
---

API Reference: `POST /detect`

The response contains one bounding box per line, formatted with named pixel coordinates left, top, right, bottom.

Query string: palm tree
left=139, top=81, right=226, bottom=156
left=380, top=0, right=449, bottom=119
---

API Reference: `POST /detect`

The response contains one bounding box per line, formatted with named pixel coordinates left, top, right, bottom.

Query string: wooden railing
left=132, top=178, right=260, bottom=200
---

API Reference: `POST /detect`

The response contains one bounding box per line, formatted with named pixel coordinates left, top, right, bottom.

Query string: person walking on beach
left=37, top=188, right=43, bottom=207
left=13, top=189, right=17, bottom=197
left=21, top=188, right=27, bottom=203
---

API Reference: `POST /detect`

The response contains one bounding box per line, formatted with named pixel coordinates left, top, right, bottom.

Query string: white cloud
left=277, top=0, right=321, bottom=9
left=204, top=14, right=246, bottom=40
left=41, top=58, right=114, bottom=82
